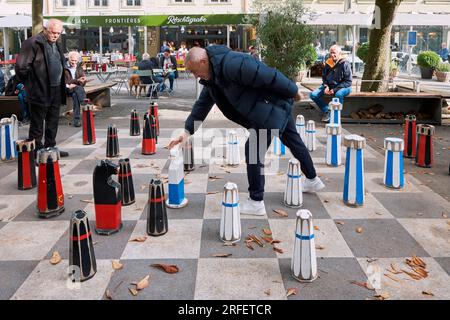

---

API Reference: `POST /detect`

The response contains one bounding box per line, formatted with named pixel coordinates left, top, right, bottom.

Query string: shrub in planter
left=417, top=51, right=441, bottom=79
left=356, top=42, right=370, bottom=64
left=435, top=62, right=450, bottom=82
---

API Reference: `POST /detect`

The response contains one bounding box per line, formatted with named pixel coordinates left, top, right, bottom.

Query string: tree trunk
left=361, top=0, right=402, bottom=92
left=32, top=0, right=44, bottom=36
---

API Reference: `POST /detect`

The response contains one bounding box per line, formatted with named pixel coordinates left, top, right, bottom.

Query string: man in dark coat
left=15, top=19, right=69, bottom=157
left=310, top=45, right=352, bottom=122
left=168, top=46, right=324, bottom=215
left=64, top=51, right=87, bottom=127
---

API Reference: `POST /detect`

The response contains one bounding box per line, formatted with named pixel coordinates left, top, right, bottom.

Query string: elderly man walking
left=15, top=18, right=69, bottom=157
left=168, top=46, right=324, bottom=216
left=309, top=45, right=352, bottom=122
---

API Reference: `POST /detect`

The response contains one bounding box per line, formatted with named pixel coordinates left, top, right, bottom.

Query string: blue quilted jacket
left=185, top=45, right=298, bottom=135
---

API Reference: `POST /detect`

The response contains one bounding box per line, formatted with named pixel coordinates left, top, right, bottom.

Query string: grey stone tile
left=67, top=159, right=100, bottom=175
left=206, top=173, right=249, bottom=193
left=128, top=146, right=170, bottom=160
left=55, top=148, right=97, bottom=160
left=336, top=219, right=429, bottom=258
left=200, top=219, right=277, bottom=258
left=264, top=192, right=331, bottom=219
left=278, top=257, right=375, bottom=300
left=435, top=257, right=450, bottom=276
left=0, top=261, right=40, bottom=300
left=104, top=259, right=197, bottom=300
left=139, top=193, right=205, bottom=220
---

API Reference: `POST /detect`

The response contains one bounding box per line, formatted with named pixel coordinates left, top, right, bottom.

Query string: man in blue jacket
left=309, top=45, right=352, bottom=122
left=168, top=46, right=324, bottom=215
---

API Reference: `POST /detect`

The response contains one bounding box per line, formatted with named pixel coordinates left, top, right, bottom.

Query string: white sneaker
left=240, top=198, right=266, bottom=216
left=303, top=177, right=325, bottom=193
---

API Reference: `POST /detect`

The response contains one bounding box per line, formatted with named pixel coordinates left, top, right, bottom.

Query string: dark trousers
left=29, top=86, right=61, bottom=150
left=68, top=85, right=86, bottom=120
left=245, top=116, right=317, bottom=201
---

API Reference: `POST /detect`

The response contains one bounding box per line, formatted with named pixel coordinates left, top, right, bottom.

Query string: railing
left=354, top=79, right=420, bottom=93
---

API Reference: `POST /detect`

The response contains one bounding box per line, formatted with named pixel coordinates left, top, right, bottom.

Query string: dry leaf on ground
left=112, top=260, right=123, bottom=270
left=129, top=236, right=148, bottom=242
left=264, top=289, right=271, bottom=296
left=262, top=236, right=274, bottom=243
left=374, top=292, right=390, bottom=300
left=273, top=247, right=284, bottom=254
left=422, top=290, right=434, bottom=296
left=356, top=227, right=363, bottom=234
left=246, top=242, right=254, bottom=250
left=223, top=242, right=236, bottom=247
left=136, top=275, right=150, bottom=290
left=336, top=221, right=345, bottom=225
left=315, top=245, right=325, bottom=250
left=105, top=290, right=113, bottom=300
left=213, top=253, right=232, bottom=258
left=262, top=228, right=272, bottom=236
left=273, top=209, right=289, bottom=217
left=129, top=287, right=139, bottom=296
left=151, top=264, right=179, bottom=274
left=50, top=251, right=62, bottom=265
left=286, top=288, right=298, bottom=297
left=384, top=273, right=400, bottom=282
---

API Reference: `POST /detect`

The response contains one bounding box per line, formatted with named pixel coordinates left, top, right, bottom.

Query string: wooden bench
left=66, top=81, right=117, bottom=111
left=301, top=83, right=442, bottom=124
left=0, top=96, right=22, bottom=120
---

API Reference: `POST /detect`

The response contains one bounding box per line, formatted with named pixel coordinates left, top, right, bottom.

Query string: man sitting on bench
left=64, top=51, right=87, bottom=127
left=309, top=45, right=352, bottom=122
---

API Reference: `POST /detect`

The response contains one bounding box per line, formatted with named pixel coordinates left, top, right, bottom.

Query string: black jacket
left=15, top=32, right=66, bottom=106
left=64, top=62, right=86, bottom=86
left=185, top=45, right=298, bottom=135
left=322, top=57, right=352, bottom=91
left=138, top=58, right=159, bottom=84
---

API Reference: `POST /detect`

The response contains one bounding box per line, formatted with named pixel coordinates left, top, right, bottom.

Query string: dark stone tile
left=264, top=192, right=330, bottom=219
left=139, top=193, right=205, bottom=220
left=0, top=261, right=40, bottom=300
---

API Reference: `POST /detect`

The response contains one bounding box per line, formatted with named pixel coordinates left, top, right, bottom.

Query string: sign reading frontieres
left=166, top=16, right=207, bottom=25
left=47, top=14, right=254, bottom=27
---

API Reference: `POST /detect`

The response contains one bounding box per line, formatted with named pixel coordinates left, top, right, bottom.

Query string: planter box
left=435, top=71, right=450, bottom=82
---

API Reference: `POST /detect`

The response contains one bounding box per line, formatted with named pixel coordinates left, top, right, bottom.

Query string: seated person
left=309, top=45, right=352, bottom=122
left=15, top=83, right=30, bottom=123
left=158, top=48, right=178, bottom=93
left=138, top=53, right=165, bottom=98
left=438, top=43, right=449, bottom=62
left=64, top=51, right=87, bottom=127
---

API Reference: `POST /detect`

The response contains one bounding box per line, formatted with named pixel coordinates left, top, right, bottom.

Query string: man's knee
left=335, top=88, right=351, bottom=98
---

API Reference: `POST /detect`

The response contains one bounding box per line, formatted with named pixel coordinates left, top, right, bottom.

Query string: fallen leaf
left=271, top=239, right=281, bottom=244
left=286, top=288, right=298, bottom=297
left=207, top=192, right=219, bottom=195
left=80, top=199, right=93, bottom=204
left=129, top=287, right=139, bottom=296
left=402, top=269, right=423, bottom=280
left=374, top=292, right=390, bottom=300
left=375, top=211, right=383, bottom=216
left=209, top=175, right=222, bottom=180
left=246, top=242, right=254, bottom=250
left=129, top=236, right=148, bottom=242
left=356, top=227, right=363, bottom=234
left=411, top=255, right=427, bottom=268
left=264, top=289, right=271, bottom=296
left=442, top=213, right=448, bottom=218
left=105, top=290, right=113, bottom=300
left=151, top=264, right=179, bottom=274
left=262, top=236, right=274, bottom=243
left=422, top=290, right=434, bottom=296
left=315, top=244, right=325, bottom=250
left=367, top=258, right=378, bottom=263
left=248, top=234, right=264, bottom=247
left=324, top=199, right=330, bottom=203
left=350, top=281, right=374, bottom=290
left=273, top=209, right=289, bottom=217
left=213, top=253, right=232, bottom=258
left=50, top=251, right=62, bottom=265
left=136, top=275, right=150, bottom=290
left=412, top=266, right=428, bottom=278
left=336, top=221, right=345, bottom=225
left=384, top=273, right=400, bottom=282
left=223, top=242, right=236, bottom=247
left=388, top=263, right=402, bottom=274
left=314, top=226, right=320, bottom=231
left=273, top=247, right=284, bottom=254
left=262, top=228, right=272, bottom=236
left=112, top=260, right=123, bottom=270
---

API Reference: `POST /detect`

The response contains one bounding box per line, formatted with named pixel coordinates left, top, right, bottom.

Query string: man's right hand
left=68, top=84, right=77, bottom=90
left=167, top=131, right=189, bottom=149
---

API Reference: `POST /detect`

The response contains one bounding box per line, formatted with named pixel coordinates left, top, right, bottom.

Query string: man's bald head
left=185, top=47, right=211, bottom=80
left=44, top=19, right=63, bottom=43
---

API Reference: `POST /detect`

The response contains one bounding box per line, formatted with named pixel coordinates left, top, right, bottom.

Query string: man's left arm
left=222, top=55, right=298, bottom=99
left=333, top=61, right=352, bottom=92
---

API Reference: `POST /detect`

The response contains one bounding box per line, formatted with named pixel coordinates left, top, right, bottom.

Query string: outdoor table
left=89, top=70, right=117, bottom=83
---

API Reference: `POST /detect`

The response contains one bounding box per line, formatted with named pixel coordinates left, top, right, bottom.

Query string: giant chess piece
left=166, top=148, right=188, bottom=208
left=149, top=102, right=160, bottom=137
left=415, top=124, right=434, bottom=168
left=82, top=100, right=96, bottom=145
left=291, top=209, right=317, bottom=282
left=183, top=135, right=195, bottom=171
left=0, top=116, right=18, bottom=161
left=106, top=124, right=119, bottom=157
left=384, top=138, right=404, bottom=189
left=69, top=210, right=97, bottom=282
left=37, top=148, right=64, bottom=218
left=343, top=135, right=366, bottom=207
left=142, top=113, right=156, bottom=155
left=325, top=123, right=342, bottom=167
left=305, top=120, right=317, bottom=152
left=129, top=109, right=140, bottom=136
left=284, top=158, right=303, bottom=208
left=93, top=160, right=122, bottom=235
left=226, top=130, right=240, bottom=167
left=296, top=114, right=306, bottom=142
left=118, top=158, right=135, bottom=206
left=273, top=136, right=286, bottom=156
left=17, top=139, right=37, bottom=190
left=329, top=97, right=342, bottom=125
left=403, top=114, right=416, bottom=158
left=147, top=178, right=168, bottom=236
left=219, top=182, right=241, bottom=243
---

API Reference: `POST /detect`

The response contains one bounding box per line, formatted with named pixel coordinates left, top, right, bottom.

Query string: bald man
left=309, top=45, right=352, bottom=122
left=168, top=45, right=324, bottom=216
left=16, top=19, right=69, bottom=157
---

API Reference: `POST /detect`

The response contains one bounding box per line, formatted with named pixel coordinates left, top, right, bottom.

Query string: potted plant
left=356, top=42, right=370, bottom=64
left=435, top=62, right=450, bottom=82
left=417, top=51, right=441, bottom=79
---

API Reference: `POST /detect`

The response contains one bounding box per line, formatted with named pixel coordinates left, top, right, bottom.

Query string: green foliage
left=356, top=42, right=370, bottom=63
left=417, top=51, right=441, bottom=68
left=436, top=62, right=450, bottom=72
left=252, top=0, right=317, bottom=80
